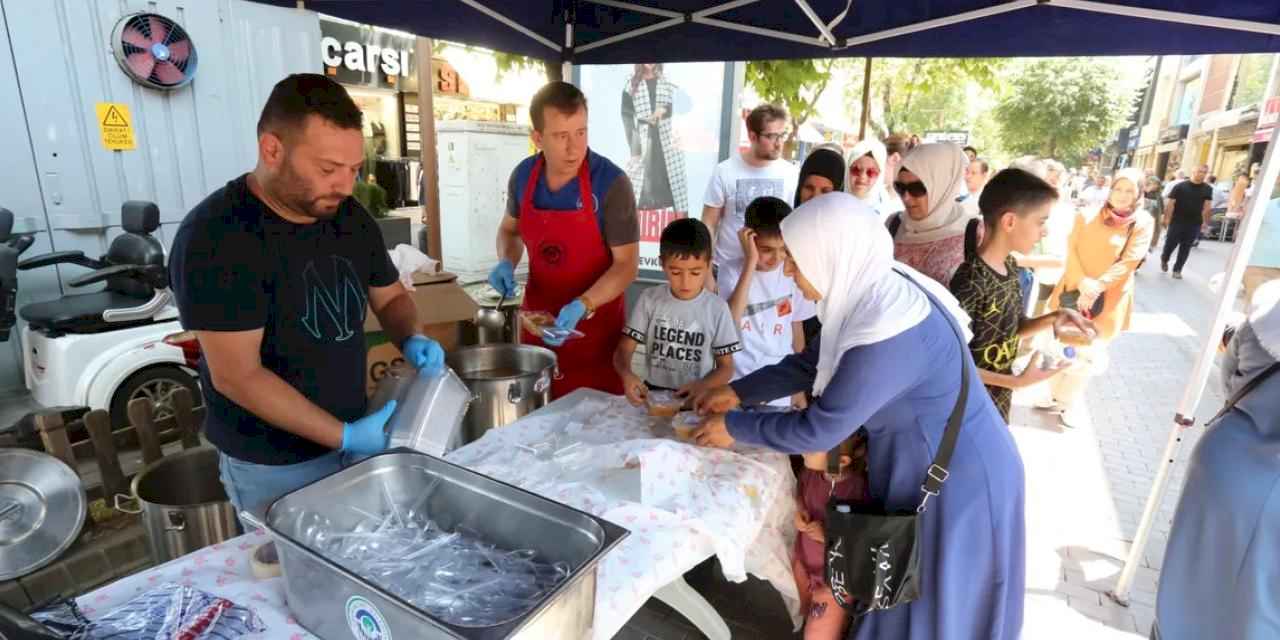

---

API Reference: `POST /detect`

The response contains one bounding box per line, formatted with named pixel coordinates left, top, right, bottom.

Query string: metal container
left=118, top=447, right=238, bottom=564
left=0, top=449, right=86, bottom=580
left=446, top=345, right=556, bottom=442
left=370, top=364, right=473, bottom=456
left=464, top=305, right=521, bottom=346
left=256, top=449, right=627, bottom=640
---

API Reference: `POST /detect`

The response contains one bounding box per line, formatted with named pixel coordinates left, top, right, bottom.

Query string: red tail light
left=163, top=331, right=201, bottom=368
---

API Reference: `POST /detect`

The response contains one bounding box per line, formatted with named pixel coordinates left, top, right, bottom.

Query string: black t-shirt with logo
left=169, top=175, right=397, bottom=464
left=950, top=254, right=1022, bottom=421
left=1168, top=180, right=1214, bottom=227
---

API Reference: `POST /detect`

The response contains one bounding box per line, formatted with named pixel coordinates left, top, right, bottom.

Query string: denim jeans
left=218, top=449, right=347, bottom=525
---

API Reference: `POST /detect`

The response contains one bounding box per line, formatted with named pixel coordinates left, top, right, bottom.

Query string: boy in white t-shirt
left=725, top=197, right=817, bottom=409
left=614, top=218, right=741, bottom=407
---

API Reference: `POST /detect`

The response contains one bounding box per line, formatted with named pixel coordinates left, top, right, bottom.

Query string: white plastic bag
left=388, top=244, right=439, bottom=291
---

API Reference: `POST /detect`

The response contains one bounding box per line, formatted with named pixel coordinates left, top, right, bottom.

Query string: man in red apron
left=489, top=82, right=639, bottom=398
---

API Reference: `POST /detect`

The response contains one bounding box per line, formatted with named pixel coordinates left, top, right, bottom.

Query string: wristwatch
left=577, top=295, right=597, bottom=320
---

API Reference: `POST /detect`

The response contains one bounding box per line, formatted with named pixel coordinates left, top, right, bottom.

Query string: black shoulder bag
left=823, top=283, right=971, bottom=615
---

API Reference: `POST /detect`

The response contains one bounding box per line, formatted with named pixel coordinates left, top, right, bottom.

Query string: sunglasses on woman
left=849, top=166, right=880, bottom=179
left=893, top=180, right=928, bottom=198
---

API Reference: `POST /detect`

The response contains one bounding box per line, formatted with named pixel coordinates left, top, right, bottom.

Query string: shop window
left=1228, top=54, right=1273, bottom=111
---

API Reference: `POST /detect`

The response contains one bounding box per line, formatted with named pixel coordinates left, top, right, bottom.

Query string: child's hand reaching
left=676, top=380, right=707, bottom=406
left=622, top=373, right=648, bottom=407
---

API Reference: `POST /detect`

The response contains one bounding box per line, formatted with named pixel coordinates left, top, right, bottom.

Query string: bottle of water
left=1040, top=343, right=1077, bottom=370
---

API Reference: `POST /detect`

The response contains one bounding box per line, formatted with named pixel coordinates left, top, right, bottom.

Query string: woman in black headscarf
left=794, top=146, right=848, bottom=344
left=794, top=146, right=846, bottom=207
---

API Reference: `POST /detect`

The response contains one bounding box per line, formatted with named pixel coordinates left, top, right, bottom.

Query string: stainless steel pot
left=116, top=447, right=238, bottom=564
left=446, top=345, right=556, bottom=442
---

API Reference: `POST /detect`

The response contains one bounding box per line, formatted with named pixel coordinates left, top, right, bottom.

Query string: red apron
left=518, top=154, right=625, bottom=398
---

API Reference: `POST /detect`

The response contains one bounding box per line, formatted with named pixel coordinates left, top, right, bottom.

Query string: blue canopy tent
left=264, top=1, right=1280, bottom=64
left=263, top=0, right=1280, bottom=614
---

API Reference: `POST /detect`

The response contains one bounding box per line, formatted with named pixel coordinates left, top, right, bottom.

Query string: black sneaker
left=1161, top=261, right=1169, bottom=273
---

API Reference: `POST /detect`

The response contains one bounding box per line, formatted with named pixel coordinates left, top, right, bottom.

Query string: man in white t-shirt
left=701, top=104, right=799, bottom=294
left=725, top=197, right=816, bottom=409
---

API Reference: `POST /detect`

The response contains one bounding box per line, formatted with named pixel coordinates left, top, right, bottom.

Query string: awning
left=262, top=1, right=1280, bottom=64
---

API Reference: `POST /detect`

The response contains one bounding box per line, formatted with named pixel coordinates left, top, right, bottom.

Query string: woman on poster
left=621, top=63, right=688, bottom=214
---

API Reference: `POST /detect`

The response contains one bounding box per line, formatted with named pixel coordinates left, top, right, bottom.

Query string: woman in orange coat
left=1043, top=167, right=1154, bottom=429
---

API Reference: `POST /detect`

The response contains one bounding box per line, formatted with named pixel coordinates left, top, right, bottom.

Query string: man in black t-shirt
left=1161, top=164, right=1214, bottom=279
left=169, top=75, right=444, bottom=519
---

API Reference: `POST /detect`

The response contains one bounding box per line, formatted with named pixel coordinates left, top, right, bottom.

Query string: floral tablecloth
left=78, top=389, right=799, bottom=639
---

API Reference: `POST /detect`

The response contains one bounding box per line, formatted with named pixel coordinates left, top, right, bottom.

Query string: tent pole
left=415, top=37, right=442, bottom=264
left=455, top=0, right=561, bottom=51
left=562, top=19, right=573, bottom=82
left=859, top=57, right=872, bottom=140
left=842, top=0, right=1036, bottom=48
left=1109, top=121, right=1280, bottom=606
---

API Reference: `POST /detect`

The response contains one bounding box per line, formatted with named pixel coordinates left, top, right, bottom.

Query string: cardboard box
left=364, top=271, right=478, bottom=395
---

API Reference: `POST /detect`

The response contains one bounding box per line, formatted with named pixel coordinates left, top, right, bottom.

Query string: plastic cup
left=646, top=390, right=684, bottom=417
left=672, top=412, right=700, bottom=442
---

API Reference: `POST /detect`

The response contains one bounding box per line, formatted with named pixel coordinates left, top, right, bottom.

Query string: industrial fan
left=110, top=13, right=198, bottom=90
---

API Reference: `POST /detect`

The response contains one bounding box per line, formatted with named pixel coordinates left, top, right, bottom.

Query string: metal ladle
left=474, top=288, right=509, bottom=334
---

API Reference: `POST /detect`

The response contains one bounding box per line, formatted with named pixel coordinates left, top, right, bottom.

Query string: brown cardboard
left=364, top=271, right=478, bottom=395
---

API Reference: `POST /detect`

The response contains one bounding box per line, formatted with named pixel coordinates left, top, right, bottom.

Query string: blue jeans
left=218, top=450, right=347, bottom=525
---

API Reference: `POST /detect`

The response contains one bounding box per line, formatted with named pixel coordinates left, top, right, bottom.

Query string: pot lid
left=0, top=449, right=87, bottom=581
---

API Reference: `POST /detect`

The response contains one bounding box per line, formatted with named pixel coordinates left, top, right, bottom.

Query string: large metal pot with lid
left=446, top=344, right=556, bottom=442
left=115, top=447, right=238, bottom=564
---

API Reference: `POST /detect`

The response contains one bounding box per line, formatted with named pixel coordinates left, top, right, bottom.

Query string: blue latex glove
left=488, top=259, right=516, bottom=298
left=341, top=400, right=397, bottom=455
left=402, top=334, right=444, bottom=376
left=545, top=299, right=588, bottom=347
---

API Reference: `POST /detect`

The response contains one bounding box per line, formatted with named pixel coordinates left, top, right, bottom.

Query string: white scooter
left=9, top=202, right=199, bottom=430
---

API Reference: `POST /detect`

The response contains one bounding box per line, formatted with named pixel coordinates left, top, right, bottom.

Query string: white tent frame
left=434, top=0, right=1280, bottom=612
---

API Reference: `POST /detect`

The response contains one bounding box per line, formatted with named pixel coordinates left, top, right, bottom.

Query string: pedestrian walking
left=1160, top=164, right=1213, bottom=279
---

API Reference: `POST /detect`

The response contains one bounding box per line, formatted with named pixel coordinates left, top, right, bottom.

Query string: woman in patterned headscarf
left=621, top=64, right=688, bottom=213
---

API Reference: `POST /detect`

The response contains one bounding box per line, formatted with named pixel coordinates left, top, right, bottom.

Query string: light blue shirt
left=1250, top=199, right=1280, bottom=269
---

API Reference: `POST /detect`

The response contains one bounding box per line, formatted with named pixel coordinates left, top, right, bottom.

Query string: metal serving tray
left=259, top=450, right=628, bottom=640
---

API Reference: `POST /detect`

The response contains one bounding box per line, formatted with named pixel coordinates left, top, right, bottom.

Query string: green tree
left=870, top=58, right=1005, bottom=135
left=745, top=58, right=839, bottom=141
left=994, top=58, right=1136, bottom=164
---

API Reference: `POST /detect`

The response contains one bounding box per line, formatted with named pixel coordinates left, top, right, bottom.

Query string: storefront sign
left=320, top=18, right=416, bottom=91
left=924, top=130, right=969, bottom=145
left=1159, top=124, right=1188, bottom=144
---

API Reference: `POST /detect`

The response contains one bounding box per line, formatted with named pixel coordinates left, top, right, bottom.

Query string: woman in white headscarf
left=692, top=192, right=1026, bottom=640
left=1154, top=280, right=1280, bottom=640
left=845, top=138, right=892, bottom=216
left=888, top=142, right=983, bottom=286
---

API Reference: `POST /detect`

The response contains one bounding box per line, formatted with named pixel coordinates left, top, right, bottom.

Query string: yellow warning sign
left=95, top=102, right=136, bottom=151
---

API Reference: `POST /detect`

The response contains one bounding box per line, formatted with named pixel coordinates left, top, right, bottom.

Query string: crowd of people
left=605, top=101, right=1276, bottom=638
left=169, top=73, right=1277, bottom=640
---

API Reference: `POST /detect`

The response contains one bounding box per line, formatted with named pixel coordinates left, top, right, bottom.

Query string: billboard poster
left=579, top=63, right=728, bottom=273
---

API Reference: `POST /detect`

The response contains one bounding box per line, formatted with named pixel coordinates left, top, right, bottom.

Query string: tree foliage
left=994, top=58, right=1135, bottom=164
left=745, top=58, right=839, bottom=140
left=868, top=58, right=1005, bottom=136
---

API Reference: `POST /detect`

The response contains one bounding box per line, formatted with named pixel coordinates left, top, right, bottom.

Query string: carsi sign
left=320, top=18, right=416, bottom=90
